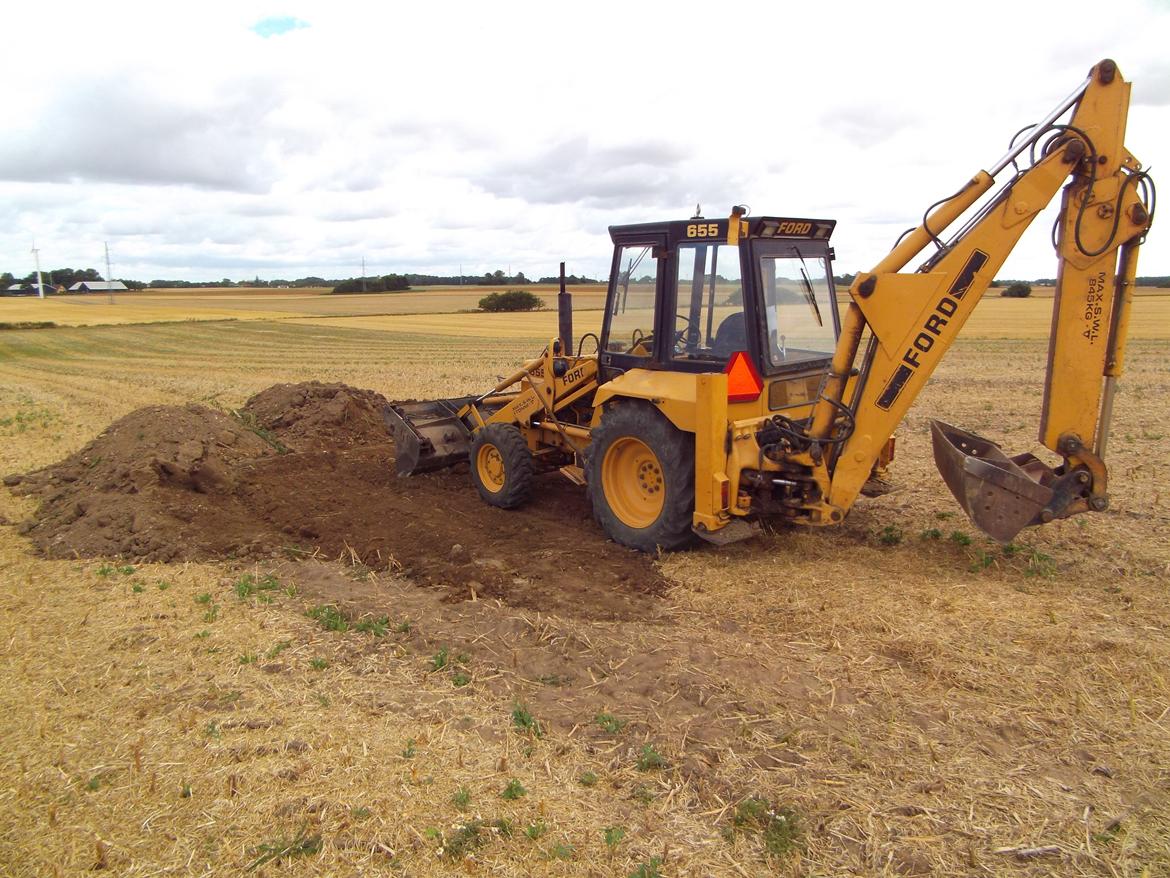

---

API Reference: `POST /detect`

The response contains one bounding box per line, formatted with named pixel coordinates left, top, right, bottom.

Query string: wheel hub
left=602, top=436, right=665, bottom=529
left=476, top=444, right=505, bottom=491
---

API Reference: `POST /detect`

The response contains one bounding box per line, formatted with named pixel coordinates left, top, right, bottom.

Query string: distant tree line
left=9, top=264, right=1162, bottom=294
left=146, top=277, right=330, bottom=289
left=331, top=274, right=411, bottom=295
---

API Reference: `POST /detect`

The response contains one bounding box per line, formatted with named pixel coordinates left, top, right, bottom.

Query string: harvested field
left=0, top=284, right=609, bottom=327
left=0, top=314, right=1168, bottom=876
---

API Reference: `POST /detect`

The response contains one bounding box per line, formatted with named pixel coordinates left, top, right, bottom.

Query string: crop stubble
left=0, top=305, right=1167, bottom=876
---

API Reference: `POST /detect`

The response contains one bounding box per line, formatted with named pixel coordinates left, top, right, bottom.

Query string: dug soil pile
left=6, top=382, right=664, bottom=619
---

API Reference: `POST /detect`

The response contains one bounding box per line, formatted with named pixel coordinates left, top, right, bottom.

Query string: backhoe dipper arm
left=809, top=59, right=1153, bottom=534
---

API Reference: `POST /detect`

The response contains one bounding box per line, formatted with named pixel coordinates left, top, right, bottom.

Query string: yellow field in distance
left=291, top=294, right=1170, bottom=341
left=2, top=286, right=1166, bottom=340
left=0, top=285, right=608, bottom=327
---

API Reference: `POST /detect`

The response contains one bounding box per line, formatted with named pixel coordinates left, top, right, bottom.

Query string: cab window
left=758, top=251, right=838, bottom=368
left=672, top=242, right=745, bottom=363
left=606, top=245, right=657, bottom=357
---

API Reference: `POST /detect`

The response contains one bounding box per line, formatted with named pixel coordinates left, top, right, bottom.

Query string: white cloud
left=0, top=0, right=1166, bottom=282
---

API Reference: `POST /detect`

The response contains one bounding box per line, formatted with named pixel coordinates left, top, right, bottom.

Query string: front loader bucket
left=930, top=420, right=1058, bottom=543
left=382, top=399, right=473, bottom=477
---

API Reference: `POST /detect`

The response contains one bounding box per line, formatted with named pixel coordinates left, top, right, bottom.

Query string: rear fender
left=590, top=369, right=699, bottom=432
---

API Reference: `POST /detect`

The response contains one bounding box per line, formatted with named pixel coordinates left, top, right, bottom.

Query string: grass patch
left=245, top=824, right=322, bottom=871
left=307, top=604, right=347, bottom=632
left=500, top=779, right=526, bottom=800
left=544, top=842, right=574, bottom=861
left=729, top=797, right=801, bottom=859
left=595, top=711, right=625, bottom=734
left=353, top=614, right=389, bottom=636
left=636, top=743, right=666, bottom=771
left=629, top=858, right=664, bottom=878
left=234, top=573, right=279, bottom=602
left=1025, top=549, right=1056, bottom=577
left=603, top=825, right=625, bottom=849
left=511, top=703, right=542, bottom=738
left=969, top=549, right=996, bottom=572
left=442, top=819, right=512, bottom=859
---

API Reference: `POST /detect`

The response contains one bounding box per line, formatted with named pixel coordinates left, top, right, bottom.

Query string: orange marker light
left=724, top=351, right=763, bottom=403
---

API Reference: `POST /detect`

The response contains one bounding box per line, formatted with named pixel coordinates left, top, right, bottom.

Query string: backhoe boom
left=813, top=59, right=1152, bottom=539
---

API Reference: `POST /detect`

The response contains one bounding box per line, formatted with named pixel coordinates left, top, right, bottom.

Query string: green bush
left=478, top=290, right=544, bottom=312
left=1000, top=282, right=1032, bottom=298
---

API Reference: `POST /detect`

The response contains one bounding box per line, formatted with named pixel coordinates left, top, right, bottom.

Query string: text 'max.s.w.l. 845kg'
left=385, top=59, right=1154, bottom=552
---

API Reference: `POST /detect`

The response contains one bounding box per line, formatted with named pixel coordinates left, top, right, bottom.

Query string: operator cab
left=599, top=212, right=841, bottom=394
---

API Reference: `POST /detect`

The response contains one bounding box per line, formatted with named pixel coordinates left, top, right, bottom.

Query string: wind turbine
left=30, top=243, right=45, bottom=299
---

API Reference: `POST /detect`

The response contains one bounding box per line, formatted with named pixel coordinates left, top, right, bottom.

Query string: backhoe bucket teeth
left=382, top=399, right=473, bottom=477
left=930, top=420, right=1057, bottom=543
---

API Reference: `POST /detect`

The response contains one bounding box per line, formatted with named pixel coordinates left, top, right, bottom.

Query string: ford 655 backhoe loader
left=385, top=59, right=1155, bottom=552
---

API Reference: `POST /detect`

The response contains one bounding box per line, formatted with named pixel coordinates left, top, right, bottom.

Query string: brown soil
left=283, top=559, right=813, bottom=788
left=6, top=382, right=666, bottom=619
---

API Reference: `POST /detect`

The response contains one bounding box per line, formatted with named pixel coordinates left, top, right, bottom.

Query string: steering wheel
left=674, top=313, right=701, bottom=350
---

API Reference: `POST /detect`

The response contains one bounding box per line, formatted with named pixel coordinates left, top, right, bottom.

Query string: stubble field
left=0, top=290, right=1168, bottom=877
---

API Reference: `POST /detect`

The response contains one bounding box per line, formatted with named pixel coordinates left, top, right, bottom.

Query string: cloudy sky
left=1, top=1, right=1167, bottom=283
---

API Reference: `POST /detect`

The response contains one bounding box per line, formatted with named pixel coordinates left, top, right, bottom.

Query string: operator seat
left=711, top=311, right=747, bottom=358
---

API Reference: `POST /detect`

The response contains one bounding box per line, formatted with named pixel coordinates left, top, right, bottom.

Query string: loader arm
left=811, top=59, right=1153, bottom=539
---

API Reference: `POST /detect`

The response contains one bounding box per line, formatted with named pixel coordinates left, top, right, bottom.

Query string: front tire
left=585, top=401, right=695, bottom=552
left=470, top=423, right=533, bottom=509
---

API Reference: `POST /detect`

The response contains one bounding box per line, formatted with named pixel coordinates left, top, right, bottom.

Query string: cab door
left=599, top=228, right=668, bottom=382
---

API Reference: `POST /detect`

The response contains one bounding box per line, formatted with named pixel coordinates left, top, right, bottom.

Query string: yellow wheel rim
left=476, top=443, right=505, bottom=493
left=602, top=436, right=665, bottom=529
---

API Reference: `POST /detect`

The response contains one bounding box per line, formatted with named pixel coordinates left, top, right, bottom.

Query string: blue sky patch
left=251, top=16, right=309, bottom=38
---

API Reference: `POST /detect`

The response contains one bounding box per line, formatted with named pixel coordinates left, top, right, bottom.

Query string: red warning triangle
left=724, top=350, right=763, bottom=403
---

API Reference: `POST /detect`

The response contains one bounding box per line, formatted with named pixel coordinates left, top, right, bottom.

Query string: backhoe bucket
left=930, top=420, right=1057, bottom=543
left=382, top=399, right=473, bottom=477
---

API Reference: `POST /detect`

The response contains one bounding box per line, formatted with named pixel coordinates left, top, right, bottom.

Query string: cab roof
left=609, top=215, right=836, bottom=245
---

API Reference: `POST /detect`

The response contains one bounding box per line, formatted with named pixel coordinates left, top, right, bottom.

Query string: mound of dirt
left=239, top=382, right=390, bottom=450
left=7, top=405, right=278, bottom=562
left=6, top=383, right=665, bottom=619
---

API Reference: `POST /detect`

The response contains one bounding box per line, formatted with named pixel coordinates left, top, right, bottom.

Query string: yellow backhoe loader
left=385, top=59, right=1155, bottom=552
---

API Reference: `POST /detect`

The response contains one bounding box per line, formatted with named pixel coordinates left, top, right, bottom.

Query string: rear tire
left=585, top=401, right=696, bottom=552
left=470, top=423, right=533, bottom=509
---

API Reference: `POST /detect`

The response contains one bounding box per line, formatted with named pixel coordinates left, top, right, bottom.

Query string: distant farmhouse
left=4, top=283, right=46, bottom=296
left=69, top=280, right=127, bottom=293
